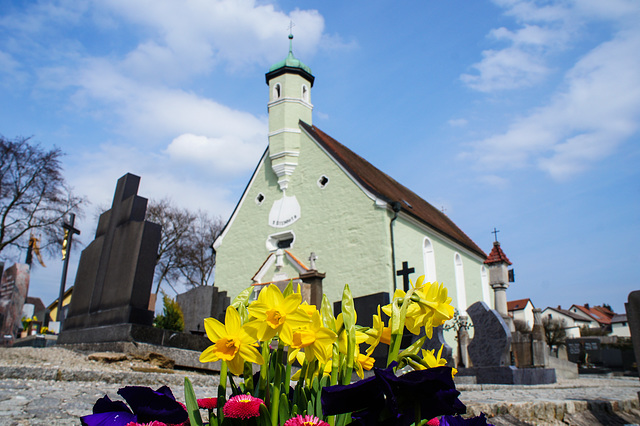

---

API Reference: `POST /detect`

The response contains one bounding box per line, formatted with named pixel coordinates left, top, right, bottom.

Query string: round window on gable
left=255, top=193, right=265, bottom=205
left=317, top=175, right=329, bottom=188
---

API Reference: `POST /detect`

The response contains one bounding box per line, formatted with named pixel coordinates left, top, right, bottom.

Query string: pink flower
left=197, top=397, right=218, bottom=410
left=283, top=414, right=330, bottom=426
left=427, top=418, right=441, bottom=426
left=125, top=422, right=167, bottom=426
left=223, top=394, right=264, bottom=419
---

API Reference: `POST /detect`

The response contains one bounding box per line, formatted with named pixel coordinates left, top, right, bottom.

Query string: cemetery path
left=0, top=347, right=638, bottom=425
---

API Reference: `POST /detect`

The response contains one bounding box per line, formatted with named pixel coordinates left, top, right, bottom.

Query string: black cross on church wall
left=396, top=261, right=415, bottom=292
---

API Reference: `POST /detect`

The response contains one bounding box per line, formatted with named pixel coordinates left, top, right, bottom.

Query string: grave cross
left=90, top=173, right=147, bottom=312
left=396, top=261, right=415, bottom=292
left=308, top=252, right=318, bottom=270
left=57, top=213, right=80, bottom=323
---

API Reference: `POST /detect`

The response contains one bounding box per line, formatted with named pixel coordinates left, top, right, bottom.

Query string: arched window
left=273, top=83, right=281, bottom=100
left=454, top=253, right=467, bottom=315
left=302, top=84, right=309, bottom=102
left=422, top=237, right=437, bottom=282
left=481, top=265, right=490, bottom=307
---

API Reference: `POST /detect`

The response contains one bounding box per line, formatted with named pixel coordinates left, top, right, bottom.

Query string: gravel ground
left=0, top=346, right=639, bottom=425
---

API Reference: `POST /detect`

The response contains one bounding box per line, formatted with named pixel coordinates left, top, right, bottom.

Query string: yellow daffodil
left=299, top=302, right=317, bottom=318
left=418, top=345, right=457, bottom=378
left=245, top=284, right=311, bottom=346
left=288, top=311, right=337, bottom=365
left=363, top=306, right=391, bottom=356
left=200, top=306, right=264, bottom=375
left=353, top=346, right=375, bottom=379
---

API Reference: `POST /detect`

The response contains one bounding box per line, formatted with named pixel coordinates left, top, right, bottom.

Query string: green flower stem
left=284, top=349, right=292, bottom=395
left=259, top=341, right=270, bottom=398
left=387, top=332, right=403, bottom=367
left=220, top=360, right=228, bottom=392
left=270, top=341, right=284, bottom=426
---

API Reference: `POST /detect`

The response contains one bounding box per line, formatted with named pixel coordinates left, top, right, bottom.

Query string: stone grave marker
left=625, top=290, right=640, bottom=378
left=0, top=264, right=30, bottom=340
left=461, top=301, right=556, bottom=384
left=61, top=173, right=161, bottom=331
left=176, top=286, right=230, bottom=333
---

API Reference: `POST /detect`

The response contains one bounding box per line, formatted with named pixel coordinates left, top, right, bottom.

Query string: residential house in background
left=541, top=306, right=593, bottom=338
left=508, top=298, right=535, bottom=329
left=611, top=314, right=630, bottom=337
left=569, top=303, right=613, bottom=332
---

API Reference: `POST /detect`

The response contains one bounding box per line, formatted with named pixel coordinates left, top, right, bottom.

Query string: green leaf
left=321, top=294, right=336, bottom=331
left=231, top=286, right=254, bottom=308
left=183, top=377, right=203, bottom=426
left=283, top=280, right=294, bottom=297
left=400, top=335, right=427, bottom=357
left=279, top=390, right=290, bottom=423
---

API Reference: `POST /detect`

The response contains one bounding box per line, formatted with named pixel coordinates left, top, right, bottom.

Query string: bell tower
left=265, top=34, right=315, bottom=191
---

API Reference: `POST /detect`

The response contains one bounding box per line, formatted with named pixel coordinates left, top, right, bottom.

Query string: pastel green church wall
left=214, top=128, right=394, bottom=305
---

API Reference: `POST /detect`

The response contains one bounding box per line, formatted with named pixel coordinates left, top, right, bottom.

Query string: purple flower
left=81, top=386, right=188, bottom=426
left=441, top=413, right=493, bottom=426
left=322, top=363, right=465, bottom=426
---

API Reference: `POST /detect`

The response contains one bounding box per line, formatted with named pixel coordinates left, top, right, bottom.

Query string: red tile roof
left=484, top=241, right=512, bottom=265
left=507, top=298, right=531, bottom=311
left=571, top=305, right=612, bottom=325
left=301, top=122, right=487, bottom=259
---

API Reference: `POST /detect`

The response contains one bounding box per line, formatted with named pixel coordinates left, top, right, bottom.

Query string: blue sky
left=1, top=0, right=638, bottom=314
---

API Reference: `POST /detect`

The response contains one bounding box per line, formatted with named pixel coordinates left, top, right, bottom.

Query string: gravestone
left=625, top=290, right=640, bottom=378
left=334, top=292, right=390, bottom=367
left=0, top=264, right=30, bottom=340
left=61, top=173, right=161, bottom=331
left=176, top=286, right=230, bottom=333
left=460, top=301, right=556, bottom=384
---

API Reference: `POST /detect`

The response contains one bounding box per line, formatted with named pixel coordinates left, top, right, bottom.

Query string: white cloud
left=448, top=118, right=468, bottom=127
left=166, top=133, right=265, bottom=175
left=465, top=29, right=640, bottom=180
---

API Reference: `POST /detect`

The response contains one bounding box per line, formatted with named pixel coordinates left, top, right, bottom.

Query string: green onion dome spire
left=266, top=33, right=314, bottom=86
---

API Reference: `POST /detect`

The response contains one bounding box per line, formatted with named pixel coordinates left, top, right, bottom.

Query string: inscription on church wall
left=269, top=195, right=301, bottom=228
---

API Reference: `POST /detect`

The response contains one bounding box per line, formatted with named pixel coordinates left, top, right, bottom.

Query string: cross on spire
left=396, top=261, right=415, bottom=292
left=492, top=227, right=500, bottom=242
left=287, top=20, right=295, bottom=36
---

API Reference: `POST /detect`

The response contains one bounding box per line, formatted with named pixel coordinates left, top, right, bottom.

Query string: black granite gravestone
left=61, top=173, right=161, bottom=331
left=460, top=301, right=556, bottom=384
left=624, top=290, right=640, bottom=378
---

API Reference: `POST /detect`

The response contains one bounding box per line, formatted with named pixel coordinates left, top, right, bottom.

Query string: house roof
left=25, top=297, right=45, bottom=312
left=484, top=241, right=512, bottom=265
left=611, top=314, right=627, bottom=324
left=593, top=305, right=615, bottom=319
left=507, top=298, right=532, bottom=311
left=571, top=304, right=612, bottom=325
left=544, top=306, right=592, bottom=322
left=301, top=122, right=486, bottom=259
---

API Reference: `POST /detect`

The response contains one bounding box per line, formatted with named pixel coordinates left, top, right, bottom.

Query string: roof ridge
left=301, top=121, right=487, bottom=259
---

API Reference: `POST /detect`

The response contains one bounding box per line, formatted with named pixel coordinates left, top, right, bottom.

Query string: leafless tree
left=145, top=199, right=224, bottom=293
left=176, top=211, right=224, bottom=288
left=543, top=317, right=567, bottom=349
left=0, top=136, right=84, bottom=263
left=145, top=199, right=195, bottom=294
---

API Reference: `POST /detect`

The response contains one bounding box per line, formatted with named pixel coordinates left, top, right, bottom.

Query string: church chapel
left=213, top=36, right=491, bottom=313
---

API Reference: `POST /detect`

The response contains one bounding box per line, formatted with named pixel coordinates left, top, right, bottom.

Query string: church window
left=422, top=237, right=436, bottom=282
left=317, top=175, right=329, bottom=188
left=454, top=253, right=468, bottom=314
left=255, top=193, right=265, bottom=205
left=302, top=84, right=309, bottom=102
left=274, top=83, right=282, bottom=100
left=266, top=230, right=296, bottom=251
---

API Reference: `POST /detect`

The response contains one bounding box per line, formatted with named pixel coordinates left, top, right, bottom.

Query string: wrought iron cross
left=492, top=227, right=500, bottom=242
left=396, top=261, right=415, bottom=292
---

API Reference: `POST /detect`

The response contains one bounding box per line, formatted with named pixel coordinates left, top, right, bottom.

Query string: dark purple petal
left=80, top=411, right=137, bottom=426
left=441, top=413, right=493, bottom=426
left=92, top=395, right=132, bottom=415
left=321, top=375, right=384, bottom=416
left=118, top=386, right=188, bottom=424
left=154, top=385, right=176, bottom=400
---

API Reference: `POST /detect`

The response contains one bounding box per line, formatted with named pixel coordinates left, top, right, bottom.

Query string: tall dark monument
left=60, top=173, right=161, bottom=333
